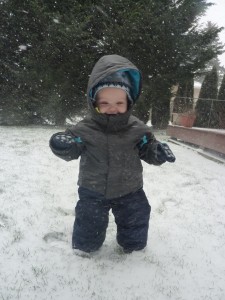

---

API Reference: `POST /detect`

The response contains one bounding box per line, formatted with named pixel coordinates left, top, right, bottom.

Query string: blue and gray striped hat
left=93, top=82, right=132, bottom=103
left=91, top=70, right=136, bottom=103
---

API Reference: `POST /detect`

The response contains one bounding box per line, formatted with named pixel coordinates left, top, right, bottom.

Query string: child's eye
left=99, top=102, right=109, bottom=106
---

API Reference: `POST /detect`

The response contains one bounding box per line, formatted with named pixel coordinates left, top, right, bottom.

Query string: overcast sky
left=200, top=0, right=225, bottom=67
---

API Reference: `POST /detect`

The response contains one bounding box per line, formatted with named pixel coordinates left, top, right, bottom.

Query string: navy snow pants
left=72, top=187, right=151, bottom=253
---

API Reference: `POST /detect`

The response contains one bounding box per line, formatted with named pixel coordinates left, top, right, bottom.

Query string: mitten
left=51, top=133, right=82, bottom=150
left=157, top=143, right=176, bottom=163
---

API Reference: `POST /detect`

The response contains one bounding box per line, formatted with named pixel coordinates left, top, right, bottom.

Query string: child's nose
left=108, top=106, right=118, bottom=114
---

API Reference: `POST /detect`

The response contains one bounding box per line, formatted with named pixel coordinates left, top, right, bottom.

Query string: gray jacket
left=50, top=55, right=164, bottom=199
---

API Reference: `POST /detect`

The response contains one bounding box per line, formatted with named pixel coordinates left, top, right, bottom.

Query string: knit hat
left=91, top=70, right=134, bottom=103
left=93, top=82, right=133, bottom=103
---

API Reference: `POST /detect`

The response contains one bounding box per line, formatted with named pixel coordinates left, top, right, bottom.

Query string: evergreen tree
left=173, top=77, right=194, bottom=113
left=101, top=0, right=223, bottom=128
left=0, top=0, right=101, bottom=124
left=194, top=66, right=218, bottom=128
left=0, top=0, right=50, bottom=124
left=0, top=0, right=224, bottom=126
left=217, top=74, right=225, bottom=128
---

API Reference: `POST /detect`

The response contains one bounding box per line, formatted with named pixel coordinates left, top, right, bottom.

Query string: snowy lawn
left=0, top=126, right=225, bottom=300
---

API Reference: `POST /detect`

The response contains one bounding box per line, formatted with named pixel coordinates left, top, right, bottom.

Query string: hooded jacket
left=50, top=55, right=164, bottom=199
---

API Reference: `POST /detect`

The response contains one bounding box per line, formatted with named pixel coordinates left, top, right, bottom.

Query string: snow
left=170, top=125, right=225, bottom=134
left=194, top=81, right=201, bottom=88
left=53, top=18, right=60, bottom=24
left=192, top=127, right=225, bottom=134
left=0, top=126, right=225, bottom=300
left=18, top=45, right=27, bottom=51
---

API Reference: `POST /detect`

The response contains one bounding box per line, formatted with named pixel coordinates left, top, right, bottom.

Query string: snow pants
left=72, top=187, right=151, bottom=253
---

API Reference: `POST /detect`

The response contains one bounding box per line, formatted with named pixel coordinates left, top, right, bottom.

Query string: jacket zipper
left=105, top=116, right=110, bottom=198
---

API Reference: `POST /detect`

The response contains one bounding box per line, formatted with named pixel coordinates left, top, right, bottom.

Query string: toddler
left=50, top=54, right=175, bottom=254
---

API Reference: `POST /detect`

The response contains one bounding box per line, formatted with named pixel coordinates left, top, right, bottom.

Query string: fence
left=171, top=97, right=225, bottom=129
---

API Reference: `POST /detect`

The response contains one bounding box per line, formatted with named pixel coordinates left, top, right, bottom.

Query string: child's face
left=96, top=87, right=128, bottom=114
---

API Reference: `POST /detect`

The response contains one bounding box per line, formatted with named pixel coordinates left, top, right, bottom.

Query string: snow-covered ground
left=0, top=126, right=225, bottom=300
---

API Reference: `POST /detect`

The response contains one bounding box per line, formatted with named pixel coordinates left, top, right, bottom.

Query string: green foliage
left=98, top=0, right=223, bottom=127
left=194, top=66, right=219, bottom=128
left=217, top=74, right=225, bottom=128
left=173, top=77, right=194, bottom=113
left=0, top=0, right=100, bottom=124
left=218, top=74, right=225, bottom=100
left=0, top=0, right=224, bottom=126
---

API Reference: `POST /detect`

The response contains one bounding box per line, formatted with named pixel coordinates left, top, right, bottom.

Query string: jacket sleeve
left=137, top=132, right=176, bottom=165
left=49, top=129, right=84, bottom=161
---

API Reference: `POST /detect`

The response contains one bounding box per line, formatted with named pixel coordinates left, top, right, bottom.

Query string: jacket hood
left=87, top=54, right=142, bottom=105
left=86, top=55, right=142, bottom=131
